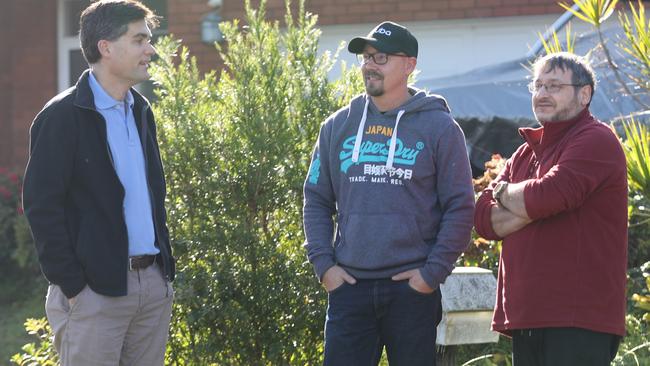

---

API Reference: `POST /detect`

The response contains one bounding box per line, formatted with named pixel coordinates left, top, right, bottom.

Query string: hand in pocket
left=322, top=265, right=356, bottom=292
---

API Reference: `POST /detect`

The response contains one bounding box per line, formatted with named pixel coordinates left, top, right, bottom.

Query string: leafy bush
left=0, top=168, right=36, bottom=274
left=1, top=168, right=47, bottom=366
left=618, top=1, right=650, bottom=94
left=630, top=262, right=650, bottom=322
left=458, top=154, right=507, bottom=272
left=149, top=1, right=362, bottom=364
left=615, top=261, right=650, bottom=365
left=10, top=318, right=58, bottom=366
left=623, top=120, right=650, bottom=268
left=614, top=314, right=650, bottom=366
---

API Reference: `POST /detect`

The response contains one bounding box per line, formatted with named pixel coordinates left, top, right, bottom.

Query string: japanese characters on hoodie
left=303, top=87, right=475, bottom=289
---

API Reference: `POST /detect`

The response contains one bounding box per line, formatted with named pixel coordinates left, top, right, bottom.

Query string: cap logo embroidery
left=375, top=28, right=391, bottom=36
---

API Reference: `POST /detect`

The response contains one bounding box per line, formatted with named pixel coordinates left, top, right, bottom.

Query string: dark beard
left=364, top=70, right=384, bottom=96
left=365, top=84, right=384, bottom=97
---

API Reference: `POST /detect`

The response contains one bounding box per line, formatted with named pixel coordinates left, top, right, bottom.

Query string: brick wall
left=0, top=3, right=11, bottom=169
left=0, top=0, right=57, bottom=171
left=167, top=0, right=223, bottom=75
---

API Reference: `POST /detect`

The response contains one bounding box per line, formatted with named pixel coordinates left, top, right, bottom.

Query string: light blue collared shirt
left=88, top=71, right=159, bottom=257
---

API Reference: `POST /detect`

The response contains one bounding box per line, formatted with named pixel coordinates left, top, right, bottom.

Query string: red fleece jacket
left=474, top=108, right=628, bottom=336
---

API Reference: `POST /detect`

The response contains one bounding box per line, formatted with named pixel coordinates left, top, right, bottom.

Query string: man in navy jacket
left=23, top=1, right=174, bottom=364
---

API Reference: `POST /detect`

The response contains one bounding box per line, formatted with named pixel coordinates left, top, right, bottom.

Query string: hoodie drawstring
left=386, top=110, right=405, bottom=169
left=351, top=98, right=370, bottom=164
left=351, top=98, right=405, bottom=170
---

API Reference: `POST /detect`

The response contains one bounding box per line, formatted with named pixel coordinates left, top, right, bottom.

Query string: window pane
left=64, top=0, right=90, bottom=37
left=69, top=49, right=87, bottom=86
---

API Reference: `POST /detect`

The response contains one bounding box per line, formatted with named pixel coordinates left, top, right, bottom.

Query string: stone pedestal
left=436, top=266, right=500, bottom=346
left=435, top=267, right=500, bottom=365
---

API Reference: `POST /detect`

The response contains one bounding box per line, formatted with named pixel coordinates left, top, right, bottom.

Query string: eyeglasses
left=528, top=82, right=586, bottom=94
left=357, top=52, right=409, bottom=66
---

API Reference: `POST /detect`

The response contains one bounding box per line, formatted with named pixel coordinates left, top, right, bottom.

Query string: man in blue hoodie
left=303, top=21, right=475, bottom=365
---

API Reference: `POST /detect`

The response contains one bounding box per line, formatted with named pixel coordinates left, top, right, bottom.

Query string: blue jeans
left=324, top=278, right=442, bottom=366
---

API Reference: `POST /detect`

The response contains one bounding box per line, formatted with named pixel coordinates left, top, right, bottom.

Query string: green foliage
left=628, top=203, right=650, bottom=274
left=622, top=120, right=650, bottom=267
left=0, top=283, right=46, bottom=365
left=457, top=154, right=506, bottom=272
left=619, top=1, right=650, bottom=92
left=10, top=318, right=59, bottom=366
left=623, top=120, right=650, bottom=199
left=0, top=167, right=45, bottom=362
left=559, top=0, right=619, bottom=27
left=149, top=0, right=362, bottom=364
left=0, top=168, right=37, bottom=273
left=559, top=0, right=650, bottom=109
left=613, top=314, right=650, bottom=365
left=456, top=337, right=513, bottom=366
left=630, top=262, right=650, bottom=321
left=537, top=22, right=576, bottom=55
left=622, top=263, right=650, bottom=366
left=0, top=168, right=22, bottom=238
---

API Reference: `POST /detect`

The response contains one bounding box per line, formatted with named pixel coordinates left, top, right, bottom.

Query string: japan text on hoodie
left=303, top=88, right=475, bottom=289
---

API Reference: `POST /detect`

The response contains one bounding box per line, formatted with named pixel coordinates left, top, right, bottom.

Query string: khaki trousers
left=45, top=265, right=173, bottom=366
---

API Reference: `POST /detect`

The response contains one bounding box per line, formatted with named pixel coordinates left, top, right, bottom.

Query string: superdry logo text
left=339, top=135, right=423, bottom=174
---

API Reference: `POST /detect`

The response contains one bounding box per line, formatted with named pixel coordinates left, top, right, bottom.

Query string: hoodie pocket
left=336, top=213, right=428, bottom=270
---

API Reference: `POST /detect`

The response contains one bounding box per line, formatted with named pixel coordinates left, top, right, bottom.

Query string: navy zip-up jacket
left=23, top=70, right=175, bottom=299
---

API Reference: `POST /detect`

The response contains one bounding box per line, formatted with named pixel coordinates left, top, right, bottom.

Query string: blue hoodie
left=303, top=88, right=475, bottom=289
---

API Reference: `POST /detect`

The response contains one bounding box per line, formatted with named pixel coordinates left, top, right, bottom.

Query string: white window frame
left=57, top=0, right=87, bottom=92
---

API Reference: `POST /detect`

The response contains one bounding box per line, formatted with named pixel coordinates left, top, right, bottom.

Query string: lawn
left=0, top=275, right=47, bottom=366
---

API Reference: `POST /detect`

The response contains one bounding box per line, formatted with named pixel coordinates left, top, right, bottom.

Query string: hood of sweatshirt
left=351, top=88, right=450, bottom=169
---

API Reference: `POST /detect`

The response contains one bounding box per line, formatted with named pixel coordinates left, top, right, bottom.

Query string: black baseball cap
left=348, top=21, right=418, bottom=58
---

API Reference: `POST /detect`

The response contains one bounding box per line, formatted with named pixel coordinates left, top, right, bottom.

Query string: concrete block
left=436, top=267, right=500, bottom=346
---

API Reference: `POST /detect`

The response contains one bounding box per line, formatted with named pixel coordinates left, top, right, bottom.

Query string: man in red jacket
left=474, top=52, right=627, bottom=365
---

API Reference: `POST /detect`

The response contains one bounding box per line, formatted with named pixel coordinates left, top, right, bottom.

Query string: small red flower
left=0, top=186, right=11, bottom=200
left=9, top=173, right=19, bottom=185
